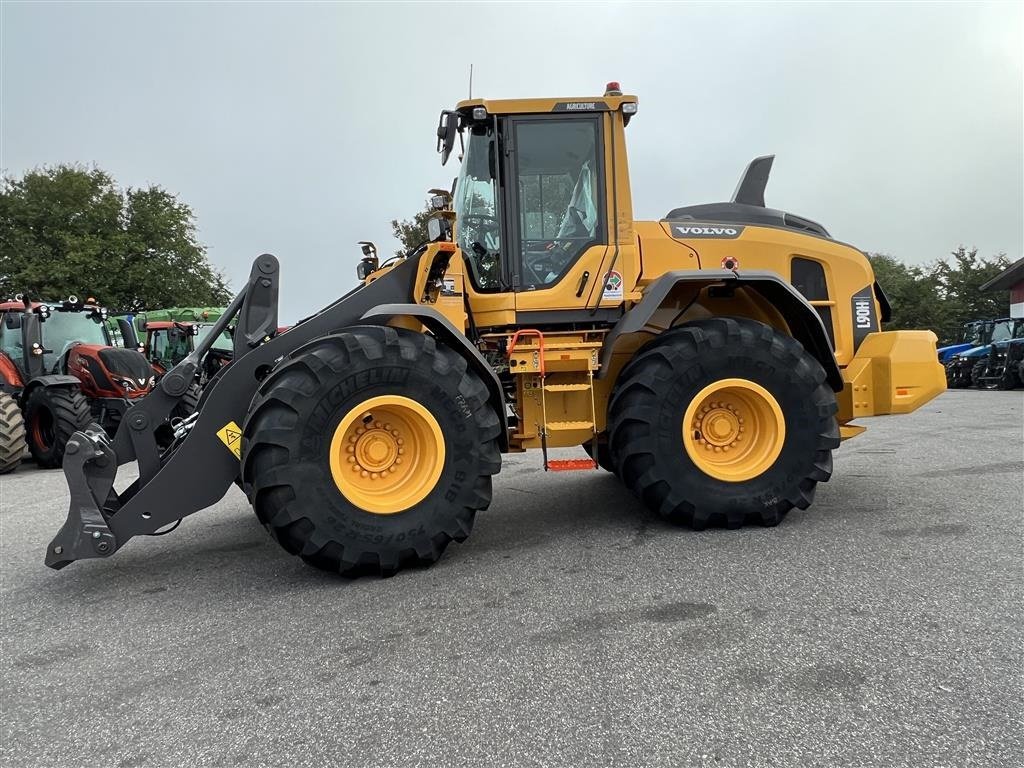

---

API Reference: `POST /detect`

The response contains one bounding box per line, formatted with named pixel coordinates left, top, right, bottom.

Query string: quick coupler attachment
left=45, top=424, right=119, bottom=570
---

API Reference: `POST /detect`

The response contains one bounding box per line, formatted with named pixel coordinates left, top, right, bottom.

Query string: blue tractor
left=945, top=318, right=1023, bottom=388
left=972, top=319, right=1024, bottom=390
left=937, top=319, right=992, bottom=363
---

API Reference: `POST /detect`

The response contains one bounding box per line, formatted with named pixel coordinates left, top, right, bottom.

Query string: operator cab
left=439, top=84, right=637, bottom=300
left=0, top=298, right=110, bottom=377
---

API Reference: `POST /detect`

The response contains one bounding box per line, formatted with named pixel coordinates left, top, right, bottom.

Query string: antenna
left=468, top=63, right=473, bottom=99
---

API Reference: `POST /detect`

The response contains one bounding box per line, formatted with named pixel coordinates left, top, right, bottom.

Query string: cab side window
left=513, top=118, right=604, bottom=289
left=0, top=313, right=23, bottom=360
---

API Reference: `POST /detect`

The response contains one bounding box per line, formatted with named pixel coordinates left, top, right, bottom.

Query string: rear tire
left=0, top=392, right=27, bottom=474
left=24, top=386, right=91, bottom=468
left=243, top=326, right=502, bottom=577
left=608, top=317, right=839, bottom=529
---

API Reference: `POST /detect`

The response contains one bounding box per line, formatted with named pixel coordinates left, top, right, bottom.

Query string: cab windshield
left=455, top=125, right=502, bottom=291
left=41, top=311, right=109, bottom=371
left=990, top=320, right=1015, bottom=343
left=965, top=323, right=987, bottom=345
left=196, top=324, right=233, bottom=351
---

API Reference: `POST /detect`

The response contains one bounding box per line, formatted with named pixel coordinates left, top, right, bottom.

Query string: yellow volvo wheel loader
left=46, top=83, right=945, bottom=577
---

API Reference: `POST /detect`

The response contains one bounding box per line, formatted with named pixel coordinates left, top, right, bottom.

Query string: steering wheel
left=460, top=214, right=501, bottom=288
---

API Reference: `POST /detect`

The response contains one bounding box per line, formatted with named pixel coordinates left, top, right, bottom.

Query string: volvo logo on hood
left=670, top=224, right=745, bottom=239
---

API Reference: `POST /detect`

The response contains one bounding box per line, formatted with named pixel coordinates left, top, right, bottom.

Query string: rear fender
left=599, top=269, right=843, bottom=392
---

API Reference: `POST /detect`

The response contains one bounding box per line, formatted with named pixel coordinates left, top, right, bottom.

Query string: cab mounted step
left=506, top=328, right=599, bottom=471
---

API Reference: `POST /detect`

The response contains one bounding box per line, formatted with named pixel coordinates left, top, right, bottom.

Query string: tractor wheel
left=173, top=383, right=202, bottom=419
left=947, top=363, right=969, bottom=389
left=0, top=392, right=27, bottom=474
left=971, top=361, right=993, bottom=389
left=24, top=386, right=91, bottom=468
left=992, top=359, right=1021, bottom=390
left=608, top=317, right=839, bottom=529
left=582, top=438, right=615, bottom=472
left=243, top=326, right=502, bottom=577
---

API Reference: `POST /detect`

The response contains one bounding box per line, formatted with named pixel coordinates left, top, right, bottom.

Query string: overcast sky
left=3, top=2, right=1021, bottom=321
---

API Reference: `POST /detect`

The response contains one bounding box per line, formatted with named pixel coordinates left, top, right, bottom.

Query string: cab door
left=504, top=113, right=623, bottom=321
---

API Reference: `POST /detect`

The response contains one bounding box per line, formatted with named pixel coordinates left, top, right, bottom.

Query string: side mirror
left=436, top=111, right=459, bottom=166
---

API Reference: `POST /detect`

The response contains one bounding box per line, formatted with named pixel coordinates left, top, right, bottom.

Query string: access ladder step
left=545, top=420, right=594, bottom=431
left=546, top=459, right=599, bottom=472
left=543, top=383, right=591, bottom=392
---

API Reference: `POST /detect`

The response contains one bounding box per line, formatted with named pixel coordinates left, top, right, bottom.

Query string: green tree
left=869, top=248, right=1011, bottom=344
left=930, top=246, right=1011, bottom=341
left=390, top=201, right=433, bottom=257
left=0, top=165, right=231, bottom=313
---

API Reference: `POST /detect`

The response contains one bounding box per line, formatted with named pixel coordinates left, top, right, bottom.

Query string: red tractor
left=0, top=296, right=162, bottom=471
left=139, top=320, right=198, bottom=376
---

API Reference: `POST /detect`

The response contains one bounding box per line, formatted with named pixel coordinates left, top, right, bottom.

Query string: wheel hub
left=682, top=378, right=785, bottom=482
left=349, top=421, right=405, bottom=478
left=329, top=396, right=445, bottom=514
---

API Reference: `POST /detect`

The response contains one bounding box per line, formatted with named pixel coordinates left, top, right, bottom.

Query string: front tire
left=24, top=386, right=91, bottom=468
left=243, top=326, right=502, bottom=577
left=0, top=392, right=27, bottom=474
left=608, top=317, right=839, bottom=529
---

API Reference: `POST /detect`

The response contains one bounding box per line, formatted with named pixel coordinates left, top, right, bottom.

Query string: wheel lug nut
left=371, top=472, right=379, bottom=480
left=395, top=458, right=403, bottom=465
left=356, top=428, right=365, bottom=435
left=360, top=470, right=368, bottom=478
left=347, top=456, right=355, bottom=463
left=396, top=438, right=404, bottom=446
left=398, top=448, right=405, bottom=455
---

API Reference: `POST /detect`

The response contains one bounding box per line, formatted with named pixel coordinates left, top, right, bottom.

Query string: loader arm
left=46, top=251, right=435, bottom=569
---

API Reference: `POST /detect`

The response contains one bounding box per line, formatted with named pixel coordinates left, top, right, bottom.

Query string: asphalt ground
left=1, top=389, right=1021, bottom=767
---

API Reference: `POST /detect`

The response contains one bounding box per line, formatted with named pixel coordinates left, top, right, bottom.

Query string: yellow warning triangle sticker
left=216, top=421, right=243, bottom=460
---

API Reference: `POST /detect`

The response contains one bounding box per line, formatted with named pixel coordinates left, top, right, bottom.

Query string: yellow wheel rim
left=682, top=378, right=786, bottom=483
left=329, top=395, right=445, bottom=515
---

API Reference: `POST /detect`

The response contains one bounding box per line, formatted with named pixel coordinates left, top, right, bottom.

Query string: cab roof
left=456, top=93, right=637, bottom=116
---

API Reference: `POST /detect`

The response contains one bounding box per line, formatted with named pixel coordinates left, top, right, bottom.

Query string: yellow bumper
left=838, top=330, right=946, bottom=423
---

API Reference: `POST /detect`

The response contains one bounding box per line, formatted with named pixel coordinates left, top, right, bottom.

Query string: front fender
left=25, top=374, right=81, bottom=395
left=360, top=303, right=508, bottom=451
